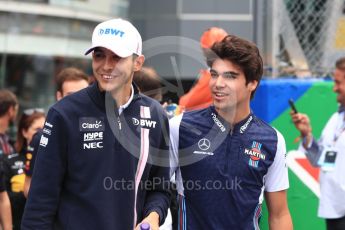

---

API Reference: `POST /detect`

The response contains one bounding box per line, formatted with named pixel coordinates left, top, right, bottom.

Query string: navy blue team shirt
left=22, top=82, right=171, bottom=230
left=170, top=106, right=289, bottom=230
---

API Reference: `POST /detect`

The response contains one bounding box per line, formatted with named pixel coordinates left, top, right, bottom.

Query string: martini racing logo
left=244, top=141, right=265, bottom=167
left=132, top=118, right=157, bottom=129
left=79, top=117, right=105, bottom=132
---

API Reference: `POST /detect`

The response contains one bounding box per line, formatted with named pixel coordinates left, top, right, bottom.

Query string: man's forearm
left=269, top=212, right=293, bottom=230
left=302, top=132, right=313, bottom=149
left=0, top=192, right=12, bottom=230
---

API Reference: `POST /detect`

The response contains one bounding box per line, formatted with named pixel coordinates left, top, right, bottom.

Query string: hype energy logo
left=98, top=28, right=125, bottom=37
left=244, top=141, right=265, bottom=168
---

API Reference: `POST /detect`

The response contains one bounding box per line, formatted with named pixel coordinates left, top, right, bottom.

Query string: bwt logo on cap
left=98, top=28, right=125, bottom=37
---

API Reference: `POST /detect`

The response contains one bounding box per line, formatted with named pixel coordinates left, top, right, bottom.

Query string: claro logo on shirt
left=79, top=117, right=105, bottom=132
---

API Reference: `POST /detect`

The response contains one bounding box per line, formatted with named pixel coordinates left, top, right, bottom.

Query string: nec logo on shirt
left=98, top=28, right=125, bottom=37
left=132, top=118, right=157, bottom=129
left=83, top=142, right=103, bottom=149
left=79, top=117, right=105, bottom=132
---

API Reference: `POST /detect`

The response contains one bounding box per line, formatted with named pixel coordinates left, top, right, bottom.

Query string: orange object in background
left=179, top=27, right=228, bottom=111
left=179, top=70, right=212, bottom=111
left=200, top=27, right=228, bottom=49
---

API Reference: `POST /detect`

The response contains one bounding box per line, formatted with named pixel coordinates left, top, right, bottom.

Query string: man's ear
left=56, top=91, right=63, bottom=101
left=133, top=55, right=145, bottom=71
left=8, top=105, right=17, bottom=120
left=248, top=80, right=258, bottom=92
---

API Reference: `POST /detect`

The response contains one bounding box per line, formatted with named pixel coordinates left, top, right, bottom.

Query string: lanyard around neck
left=333, top=113, right=345, bottom=144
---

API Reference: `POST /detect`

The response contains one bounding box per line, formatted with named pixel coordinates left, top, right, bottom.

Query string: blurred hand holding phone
left=288, top=99, right=298, bottom=114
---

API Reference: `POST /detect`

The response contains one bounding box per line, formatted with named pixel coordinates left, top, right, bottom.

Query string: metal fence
left=276, top=0, right=345, bottom=77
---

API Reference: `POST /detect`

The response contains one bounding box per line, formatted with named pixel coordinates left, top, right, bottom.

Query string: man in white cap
left=22, top=18, right=170, bottom=230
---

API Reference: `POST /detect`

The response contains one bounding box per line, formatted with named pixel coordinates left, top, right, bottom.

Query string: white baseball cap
left=85, top=18, right=142, bottom=57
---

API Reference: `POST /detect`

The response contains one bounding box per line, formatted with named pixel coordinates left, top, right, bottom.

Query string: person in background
left=133, top=66, right=163, bottom=102
left=0, top=90, right=18, bottom=156
left=179, top=27, right=228, bottom=111
left=24, top=67, right=90, bottom=198
left=55, top=67, right=90, bottom=100
left=290, top=57, right=345, bottom=230
left=3, top=109, right=45, bottom=230
left=0, top=169, right=12, bottom=230
left=0, top=89, right=18, bottom=230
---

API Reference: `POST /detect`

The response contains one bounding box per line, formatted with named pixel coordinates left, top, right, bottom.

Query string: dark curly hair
left=15, top=111, right=45, bottom=153
left=206, top=35, right=263, bottom=99
left=0, top=89, right=18, bottom=116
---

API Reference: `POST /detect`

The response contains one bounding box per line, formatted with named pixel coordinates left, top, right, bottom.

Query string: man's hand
left=290, top=112, right=312, bottom=136
left=290, top=112, right=313, bottom=148
left=135, top=211, right=160, bottom=230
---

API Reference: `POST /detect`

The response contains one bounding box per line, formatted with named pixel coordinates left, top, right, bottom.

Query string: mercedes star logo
left=198, top=138, right=211, bottom=151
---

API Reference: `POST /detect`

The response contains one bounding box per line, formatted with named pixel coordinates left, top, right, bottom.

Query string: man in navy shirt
left=23, top=67, right=89, bottom=198
left=22, top=18, right=170, bottom=230
left=0, top=89, right=18, bottom=230
left=170, top=35, right=293, bottom=229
